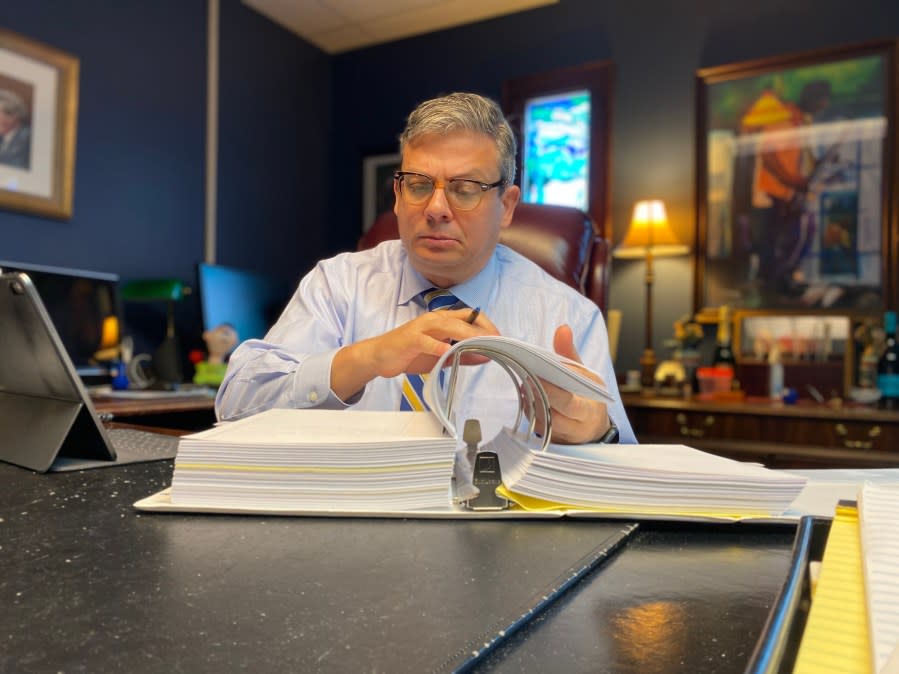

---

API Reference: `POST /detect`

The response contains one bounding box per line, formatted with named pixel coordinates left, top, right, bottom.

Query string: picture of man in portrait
left=0, top=88, right=33, bottom=170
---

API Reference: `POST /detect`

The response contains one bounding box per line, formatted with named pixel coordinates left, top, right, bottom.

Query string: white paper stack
left=171, top=409, right=457, bottom=511
left=859, top=483, right=899, bottom=673
left=484, top=429, right=807, bottom=516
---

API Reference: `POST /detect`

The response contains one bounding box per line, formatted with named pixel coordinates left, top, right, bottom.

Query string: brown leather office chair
left=357, top=203, right=611, bottom=314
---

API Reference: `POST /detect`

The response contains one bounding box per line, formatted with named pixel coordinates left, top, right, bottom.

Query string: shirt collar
left=397, top=247, right=498, bottom=310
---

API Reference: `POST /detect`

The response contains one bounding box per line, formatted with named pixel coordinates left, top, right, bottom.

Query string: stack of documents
left=484, top=429, right=808, bottom=517
left=860, top=484, right=899, bottom=673
left=793, top=501, right=870, bottom=674
left=792, top=484, right=899, bottom=674
left=171, top=409, right=457, bottom=511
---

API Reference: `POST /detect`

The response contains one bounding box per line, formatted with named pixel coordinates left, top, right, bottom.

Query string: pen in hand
left=450, top=307, right=480, bottom=345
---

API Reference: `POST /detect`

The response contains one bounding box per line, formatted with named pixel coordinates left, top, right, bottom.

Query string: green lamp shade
left=121, top=279, right=189, bottom=302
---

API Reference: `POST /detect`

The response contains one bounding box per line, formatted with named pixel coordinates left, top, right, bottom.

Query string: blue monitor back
left=197, top=263, right=292, bottom=348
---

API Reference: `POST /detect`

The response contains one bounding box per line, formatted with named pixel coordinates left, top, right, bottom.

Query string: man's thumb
left=553, top=324, right=581, bottom=362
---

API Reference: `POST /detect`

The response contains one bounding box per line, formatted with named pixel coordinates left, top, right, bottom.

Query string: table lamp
left=614, top=199, right=689, bottom=388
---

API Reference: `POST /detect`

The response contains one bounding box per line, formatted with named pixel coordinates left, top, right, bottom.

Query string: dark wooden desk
left=623, top=392, right=899, bottom=469
left=92, top=393, right=216, bottom=431
left=0, top=460, right=801, bottom=673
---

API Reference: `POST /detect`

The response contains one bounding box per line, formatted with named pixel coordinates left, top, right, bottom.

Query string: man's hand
left=330, top=308, right=498, bottom=401
left=533, top=324, right=610, bottom=445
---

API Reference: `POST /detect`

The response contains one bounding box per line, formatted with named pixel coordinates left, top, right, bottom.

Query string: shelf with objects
left=621, top=310, right=899, bottom=468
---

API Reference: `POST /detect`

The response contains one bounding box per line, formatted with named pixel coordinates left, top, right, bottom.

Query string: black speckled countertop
left=0, top=461, right=796, bottom=673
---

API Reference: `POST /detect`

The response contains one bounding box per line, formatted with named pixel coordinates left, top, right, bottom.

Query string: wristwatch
left=596, top=418, right=619, bottom=444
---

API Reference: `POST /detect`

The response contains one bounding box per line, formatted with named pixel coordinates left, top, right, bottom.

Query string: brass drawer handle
left=834, top=423, right=881, bottom=450
left=677, top=413, right=715, bottom=438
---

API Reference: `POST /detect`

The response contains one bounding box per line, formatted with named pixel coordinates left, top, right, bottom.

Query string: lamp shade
left=614, top=199, right=689, bottom=258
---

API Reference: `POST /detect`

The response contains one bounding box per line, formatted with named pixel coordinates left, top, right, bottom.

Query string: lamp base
left=639, top=348, right=657, bottom=389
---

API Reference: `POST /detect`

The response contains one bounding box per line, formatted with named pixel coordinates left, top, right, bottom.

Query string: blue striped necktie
left=400, top=288, right=464, bottom=411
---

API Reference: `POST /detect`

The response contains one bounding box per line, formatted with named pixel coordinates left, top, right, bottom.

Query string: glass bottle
left=711, top=305, right=736, bottom=371
left=877, top=311, right=899, bottom=410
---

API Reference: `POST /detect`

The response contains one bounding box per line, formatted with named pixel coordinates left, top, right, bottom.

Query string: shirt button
left=307, top=391, right=318, bottom=403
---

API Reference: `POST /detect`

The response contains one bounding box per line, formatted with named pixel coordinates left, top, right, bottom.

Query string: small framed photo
left=734, top=311, right=850, bottom=360
left=0, top=29, right=79, bottom=219
left=732, top=310, right=853, bottom=397
left=361, top=152, right=400, bottom=232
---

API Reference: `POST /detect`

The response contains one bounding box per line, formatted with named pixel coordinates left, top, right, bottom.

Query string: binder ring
left=429, top=344, right=553, bottom=452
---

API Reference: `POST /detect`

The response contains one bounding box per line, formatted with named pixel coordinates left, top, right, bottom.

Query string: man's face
left=0, top=108, right=18, bottom=136
left=394, top=130, right=520, bottom=288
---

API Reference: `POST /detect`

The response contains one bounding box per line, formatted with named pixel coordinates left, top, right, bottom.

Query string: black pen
left=450, top=307, right=480, bottom=345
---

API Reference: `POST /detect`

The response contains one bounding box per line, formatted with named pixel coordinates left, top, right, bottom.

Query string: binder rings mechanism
left=461, top=419, right=508, bottom=511
left=437, top=344, right=555, bottom=511
left=440, top=343, right=554, bottom=453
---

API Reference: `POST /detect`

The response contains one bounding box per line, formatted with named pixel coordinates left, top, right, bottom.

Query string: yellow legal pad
left=793, top=502, right=872, bottom=674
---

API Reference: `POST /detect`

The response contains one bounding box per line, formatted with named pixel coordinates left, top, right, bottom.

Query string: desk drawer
left=631, top=407, right=763, bottom=443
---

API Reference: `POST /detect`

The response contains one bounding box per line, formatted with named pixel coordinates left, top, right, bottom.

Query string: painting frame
left=0, top=29, right=79, bottom=219
left=361, top=152, right=400, bottom=232
left=694, top=40, right=898, bottom=322
left=502, top=60, right=614, bottom=236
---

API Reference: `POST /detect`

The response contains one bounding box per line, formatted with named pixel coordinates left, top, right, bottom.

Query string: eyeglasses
left=394, top=171, right=506, bottom=211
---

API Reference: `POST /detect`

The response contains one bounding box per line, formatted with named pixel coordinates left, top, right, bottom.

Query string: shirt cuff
left=293, top=349, right=362, bottom=409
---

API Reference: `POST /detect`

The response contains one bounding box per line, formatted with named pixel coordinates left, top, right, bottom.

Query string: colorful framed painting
left=694, top=40, right=897, bottom=320
left=0, top=29, right=79, bottom=219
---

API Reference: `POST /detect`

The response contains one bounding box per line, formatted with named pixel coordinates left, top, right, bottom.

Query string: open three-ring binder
left=135, top=335, right=808, bottom=522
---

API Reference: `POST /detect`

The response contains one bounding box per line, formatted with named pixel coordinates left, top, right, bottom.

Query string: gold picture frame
left=0, top=29, right=79, bottom=219
left=694, top=40, right=897, bottom=320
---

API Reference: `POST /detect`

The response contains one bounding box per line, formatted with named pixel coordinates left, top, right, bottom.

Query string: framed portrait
left=361, top=152, right=400, bottom=232
left=694, top=40, right=897, bottom=320
left=502, top=60, right=613, bottom=235
left=0, top=29, right=79, bottom=220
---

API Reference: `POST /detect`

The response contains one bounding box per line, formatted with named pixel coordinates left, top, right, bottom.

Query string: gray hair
left=0, top=90, right=27, bottom=121
left=399, top=92, right=517, bottom=184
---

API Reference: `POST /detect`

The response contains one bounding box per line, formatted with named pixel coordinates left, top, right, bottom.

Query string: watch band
left=596, top=419, right=619, bottom=444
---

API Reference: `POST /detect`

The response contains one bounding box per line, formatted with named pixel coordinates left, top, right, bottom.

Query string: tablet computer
left=0, top=271, right=178, bottom=472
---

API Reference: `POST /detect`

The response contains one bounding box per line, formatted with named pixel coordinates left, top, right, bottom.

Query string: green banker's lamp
left=120, top=278, right=190, bottom=388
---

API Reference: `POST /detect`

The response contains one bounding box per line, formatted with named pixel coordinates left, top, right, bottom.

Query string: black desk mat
left=475, top=521, right=798, bottom=673
left=2, top=462, right=633, bottom=673
left=1, top=461, right=805, bottom=673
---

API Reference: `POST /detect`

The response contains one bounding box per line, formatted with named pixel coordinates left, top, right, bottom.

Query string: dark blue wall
left=0, top=0, right=330, bottom=357
left=2, top=0, right=898, bottom=374
left=0, top=1, right=206, bottom=280
left=216, top=0, right=330, bottom=288
left=330, top=0, right=899, bottom=372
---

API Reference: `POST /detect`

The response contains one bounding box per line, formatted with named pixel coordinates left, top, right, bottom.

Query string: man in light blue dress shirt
left=217, top=92, right=635, bottom=446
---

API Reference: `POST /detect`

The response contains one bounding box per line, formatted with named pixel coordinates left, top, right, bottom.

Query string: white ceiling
left=243, top=0, right=558, bottom=54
